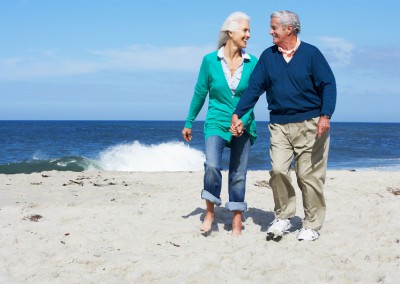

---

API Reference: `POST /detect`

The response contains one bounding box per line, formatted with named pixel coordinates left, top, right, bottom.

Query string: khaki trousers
left=269, top=117, right=330, bottom=230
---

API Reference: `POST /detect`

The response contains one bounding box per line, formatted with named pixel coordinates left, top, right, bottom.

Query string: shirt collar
left=278, top=37, right=301, bottom=55
left=217, top=46, right=250, bottom=60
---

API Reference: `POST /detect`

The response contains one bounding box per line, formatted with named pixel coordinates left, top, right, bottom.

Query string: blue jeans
left=201, top=134, right=251, bottom=212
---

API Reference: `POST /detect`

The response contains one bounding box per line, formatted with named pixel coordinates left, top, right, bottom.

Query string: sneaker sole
left=297, top=235, right=319, bottom=241
left=298, top=237, right=319, bottom=241
left=266, top=229, right=286, bottom=241
left=266, top=234, right=282, bottom=242
left=267, top=229, right=283, bottom=237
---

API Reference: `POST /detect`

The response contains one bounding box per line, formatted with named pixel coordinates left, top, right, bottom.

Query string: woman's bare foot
left=200, top=212, right=214, bottom=233
left=232, top=211, right=242, bottom=236
left=200, top=200, right=214, bottom=233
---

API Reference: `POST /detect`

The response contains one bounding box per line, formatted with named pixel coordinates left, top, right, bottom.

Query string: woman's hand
left=182, top=127, right=192, bottom=142
left=230, top=114, right=244, bottom=137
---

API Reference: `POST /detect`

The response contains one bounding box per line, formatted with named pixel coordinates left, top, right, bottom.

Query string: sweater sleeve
left=312, top=49, right=337, bottom=117
left=234, top=55, right=266, bottom=118
left=184, top=56, right=209, bottom=129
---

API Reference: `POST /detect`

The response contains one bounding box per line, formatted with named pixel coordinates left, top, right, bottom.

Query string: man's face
left=269, top=17, right=287, bottom=46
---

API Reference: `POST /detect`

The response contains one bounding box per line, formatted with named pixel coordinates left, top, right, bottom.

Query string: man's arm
left=312, top=48, right=337, bottom=118
left=233, top=59, right=266, bottom=118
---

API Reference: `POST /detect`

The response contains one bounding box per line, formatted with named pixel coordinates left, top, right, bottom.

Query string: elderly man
left=231, top=10, right=336, bottom=241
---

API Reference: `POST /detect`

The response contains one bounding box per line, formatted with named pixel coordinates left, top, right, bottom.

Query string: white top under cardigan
left=217, top=46, right=250, bottom=98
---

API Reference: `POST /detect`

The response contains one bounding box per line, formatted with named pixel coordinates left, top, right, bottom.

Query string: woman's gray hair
left=217, top=12, right=250, bottom=49
left=271, top=10, right=301, bottom=35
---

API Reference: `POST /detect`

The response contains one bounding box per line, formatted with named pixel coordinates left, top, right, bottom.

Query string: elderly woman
left=182, top=12, right=258, bottom=235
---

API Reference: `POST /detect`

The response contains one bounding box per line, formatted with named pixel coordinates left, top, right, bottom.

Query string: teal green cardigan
left=184, top=50, right=258, bottom=145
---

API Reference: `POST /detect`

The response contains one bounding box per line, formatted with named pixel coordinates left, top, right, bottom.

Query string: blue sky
left=1, top=0, right=399, bottom=122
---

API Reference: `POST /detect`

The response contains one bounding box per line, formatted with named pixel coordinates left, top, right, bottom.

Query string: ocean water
left=0, top=120, right=399, bottom=174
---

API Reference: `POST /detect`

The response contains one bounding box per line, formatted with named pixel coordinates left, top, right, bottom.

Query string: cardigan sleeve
left=184, top=56, right=209, bottom=129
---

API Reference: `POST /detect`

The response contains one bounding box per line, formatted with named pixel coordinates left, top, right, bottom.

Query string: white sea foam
left=97, top=141, right=205, bottom=172
left=32, top=151, right=49, bottom=161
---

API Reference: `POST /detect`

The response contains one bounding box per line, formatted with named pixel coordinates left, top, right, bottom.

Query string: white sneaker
left=297, top=228, right=320, bottom=241
left=267, top=218, right=292, bottom=239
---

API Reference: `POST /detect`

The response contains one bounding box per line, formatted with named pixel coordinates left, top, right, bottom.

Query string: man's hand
left=317, top=115, right=330, bottom=138
left=230, top=114, right=244, bottom=137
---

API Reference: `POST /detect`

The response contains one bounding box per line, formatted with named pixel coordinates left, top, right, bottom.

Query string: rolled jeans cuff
left=201, top=190, right=222, bottom=206
left=225, top=201, right=247, bottom=212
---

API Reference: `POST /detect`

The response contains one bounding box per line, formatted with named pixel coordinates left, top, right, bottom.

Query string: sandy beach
left=0, top=170, right=399, bottom=283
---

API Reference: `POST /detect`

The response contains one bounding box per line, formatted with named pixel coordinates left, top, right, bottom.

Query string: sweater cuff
left=240, top=110, right=252, bottom=127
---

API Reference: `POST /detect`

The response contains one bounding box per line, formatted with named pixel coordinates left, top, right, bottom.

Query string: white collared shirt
left=218, top=46, right=250, bottom=97
left=278, top=37, right=301, bottom=62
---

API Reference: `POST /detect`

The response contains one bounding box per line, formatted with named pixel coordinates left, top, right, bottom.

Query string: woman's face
left=230, top=19, right=250, bottom=49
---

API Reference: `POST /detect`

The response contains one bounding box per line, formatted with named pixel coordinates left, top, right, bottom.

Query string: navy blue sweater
left=234, top=42, right=336, bottom=124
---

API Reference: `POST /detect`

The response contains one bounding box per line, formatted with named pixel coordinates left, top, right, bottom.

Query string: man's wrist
left=320, top=114, right=331, bottom=119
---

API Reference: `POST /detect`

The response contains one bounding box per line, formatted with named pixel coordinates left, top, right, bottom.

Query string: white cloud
left=353, top=47, right=400, bottom=75
left=317, top=36, right=355, bottom=67
left=91, top=45, right=212, bottom=71
left=0, top=44, right=213, bottom=81
left=0, top=56, right=100, bottom=80
left=316, top=37, right=400, bottom=93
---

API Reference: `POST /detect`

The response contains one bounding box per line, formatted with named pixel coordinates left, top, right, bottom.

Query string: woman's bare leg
left=232, top=211, right=242, bottom=235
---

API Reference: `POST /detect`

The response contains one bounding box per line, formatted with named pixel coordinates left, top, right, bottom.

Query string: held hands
left=317, top=116, right=331, bottom=139
left=183, top=115, right=244, bottom=142
left=182, top=127, right=192, bottom=142
left=230, top=114, right=244, bottom=137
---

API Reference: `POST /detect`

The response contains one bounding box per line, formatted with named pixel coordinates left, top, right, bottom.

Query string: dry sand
left=0, top=170, right=399, bottom=283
